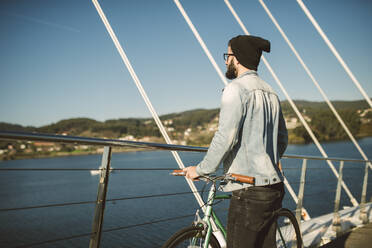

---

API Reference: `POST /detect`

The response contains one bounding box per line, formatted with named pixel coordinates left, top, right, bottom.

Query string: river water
left=0, top=138, right=371, bottom=247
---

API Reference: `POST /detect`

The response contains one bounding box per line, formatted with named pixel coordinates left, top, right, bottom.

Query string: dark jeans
left=226, top=182, right=284, bottom=248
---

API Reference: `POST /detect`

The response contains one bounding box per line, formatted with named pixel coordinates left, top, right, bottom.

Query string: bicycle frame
left=167, top=171, right=301, bottom=248
left=194, top=182, right=230, bottom=248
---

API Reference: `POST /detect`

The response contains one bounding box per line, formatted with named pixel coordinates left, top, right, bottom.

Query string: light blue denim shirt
left=196, top=71, right=288, bottom=192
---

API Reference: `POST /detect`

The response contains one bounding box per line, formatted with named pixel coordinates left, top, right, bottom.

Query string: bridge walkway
left=320, top=222, right=372, bottom=248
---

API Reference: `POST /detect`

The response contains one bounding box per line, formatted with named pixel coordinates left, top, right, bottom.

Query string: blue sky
left=1, top=0, right=371, bottom=127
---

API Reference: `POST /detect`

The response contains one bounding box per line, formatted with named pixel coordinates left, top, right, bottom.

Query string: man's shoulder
left=231, top=74, right=274, bottom=93
left=222, top=79, right=245, bottom=95
left=221, top=82, right=242, bottom=103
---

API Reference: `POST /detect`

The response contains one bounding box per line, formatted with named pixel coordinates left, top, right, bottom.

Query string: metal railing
left=0, top=130, right=370, bottom=247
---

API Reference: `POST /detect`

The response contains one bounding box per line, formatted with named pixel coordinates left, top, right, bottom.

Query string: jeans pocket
left=230, top=190, right=280, bottom=232
left=244, top=198, right=273, bottom=231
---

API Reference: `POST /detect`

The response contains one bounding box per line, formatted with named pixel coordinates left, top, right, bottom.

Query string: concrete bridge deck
left=300, top=203, right=372, bottom=247
left=320, top=222, right=372, bottom=248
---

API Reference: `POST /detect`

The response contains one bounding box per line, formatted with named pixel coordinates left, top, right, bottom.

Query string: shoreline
left=1, top=136, right=371, bottom=162
left=0, top=147, right=154, bottom=162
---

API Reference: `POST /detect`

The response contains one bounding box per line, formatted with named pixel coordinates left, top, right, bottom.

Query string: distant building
left=34, top=142, right=56, bottom=152
left=164, top=119, right=173, bottom=125
left=120, top=135, right=135, bottom=141
left=24, top=148, right=33, bottom=154
left=184, top=130, right=191, bottom=136
left=34, top=142, right=55, bottom=147
left=208, top=123, right=218, bottom=132
left=285, top=117, right=300, bottom=129
left=74, top=145, right=89, bottom=150
left=139, top=136, right=152, bottom=142
left=360, top=108, right=372, bottom=117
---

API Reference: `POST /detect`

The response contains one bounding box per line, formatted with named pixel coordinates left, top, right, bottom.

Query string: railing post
left=359, top=161, right=369, bottom=224
left=332, top=161, right=344, bottom=235
left=296, top=159, right=307, bottom=226
left=89, top=146, right=112, bottom=248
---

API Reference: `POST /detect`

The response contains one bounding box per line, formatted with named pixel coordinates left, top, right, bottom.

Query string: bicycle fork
left=193, top=183, right=227, bottom=248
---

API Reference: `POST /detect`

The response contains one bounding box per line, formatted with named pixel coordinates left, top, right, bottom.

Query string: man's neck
left=236, top=66, right=255, bottom=77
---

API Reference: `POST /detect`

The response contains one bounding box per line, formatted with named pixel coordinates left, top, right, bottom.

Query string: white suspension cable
left=173, top=0, right=330, bottom=220
left=174, top=0, right=228, bottom=86
left=296, top=0, right=372, bottom=108
left=223, top=0, right=310, bottom=219
left=91, top=0, right=206, bottom=213
left=224, top=0, right=358, bottom=208
left=174, top=0, right=310, bottom=220
left=258, top=0, right=371, bottom=168
left=173, top=0, right=227, bottom=233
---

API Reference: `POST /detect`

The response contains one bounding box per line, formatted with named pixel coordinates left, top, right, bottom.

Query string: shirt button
left=273, top=178, right=277, bottom=182
left=264, top=179, right=268, bottom=183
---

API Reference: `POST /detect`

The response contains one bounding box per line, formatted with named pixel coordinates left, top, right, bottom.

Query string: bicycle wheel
left=162, top=225, right=221, bottom=248
left=275, top=208, right=302, bottom=248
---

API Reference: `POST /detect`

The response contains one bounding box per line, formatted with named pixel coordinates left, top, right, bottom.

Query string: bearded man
left=183, top=35, right=288, bottom=248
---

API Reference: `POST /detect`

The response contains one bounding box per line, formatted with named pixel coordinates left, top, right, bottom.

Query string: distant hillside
left=280, top=99, right=371, bottom=143
left=0, top=100, right=371, bottom=146
left=0, top=122, right=36, bottom=133
left=281, top=100, right=370, bottom=116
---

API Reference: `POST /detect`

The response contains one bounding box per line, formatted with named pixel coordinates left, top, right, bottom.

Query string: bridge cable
left=296, top=0, right=372, bottom=108
left=0, top=191, right=203, bottom=212
left=258, top=0, right=371, bottom=170
left=0, top=167, right=178, bottom=171
left=12, top=214, right=197, bottom=248
left=173, top=0, right=228, bottom=86
left=91, top=0, right=207, bottom=214
left=12, top=232, right=93, bottom=248
left=174, top=0, right=312, bottom=220
left=223, top=0, right=359, bottom=209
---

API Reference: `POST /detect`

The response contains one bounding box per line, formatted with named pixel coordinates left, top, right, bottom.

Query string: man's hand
left=183, top=166, right=199, bottom=180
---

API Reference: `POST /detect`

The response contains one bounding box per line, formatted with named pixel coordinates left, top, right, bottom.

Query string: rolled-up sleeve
left=196, top=83, right=243, bottom=176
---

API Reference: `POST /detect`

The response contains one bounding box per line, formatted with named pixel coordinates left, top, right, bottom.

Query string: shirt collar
left=237, top=69, right=257, bottom=79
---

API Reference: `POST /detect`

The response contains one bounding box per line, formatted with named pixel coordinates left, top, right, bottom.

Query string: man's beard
left=225, top=61, right=237, bottom=80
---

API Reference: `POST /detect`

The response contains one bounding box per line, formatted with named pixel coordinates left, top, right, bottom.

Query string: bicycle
left=162, top=170, right=302, bottom=248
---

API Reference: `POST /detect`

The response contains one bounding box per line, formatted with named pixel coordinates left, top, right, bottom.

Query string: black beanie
left=229, top=35, right=270, bottom=71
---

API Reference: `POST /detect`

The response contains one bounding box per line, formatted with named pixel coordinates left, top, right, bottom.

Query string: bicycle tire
left=275, top=208, right=302, bottom=248
left=161, top=225, right=221, bottom=248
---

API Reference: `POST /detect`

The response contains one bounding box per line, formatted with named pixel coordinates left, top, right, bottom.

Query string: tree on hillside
left=304, top=110, right=361, bottom=141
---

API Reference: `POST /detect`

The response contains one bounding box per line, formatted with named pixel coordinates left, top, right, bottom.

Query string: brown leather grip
left=171, top=169, right=186, bottom=176
left=230, top=173, right=255, bottom=184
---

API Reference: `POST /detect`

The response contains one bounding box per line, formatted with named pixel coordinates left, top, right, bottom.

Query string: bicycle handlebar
left=229, top=173, right=255, bottom=184
left=171, top=170, right=255, bottom=185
